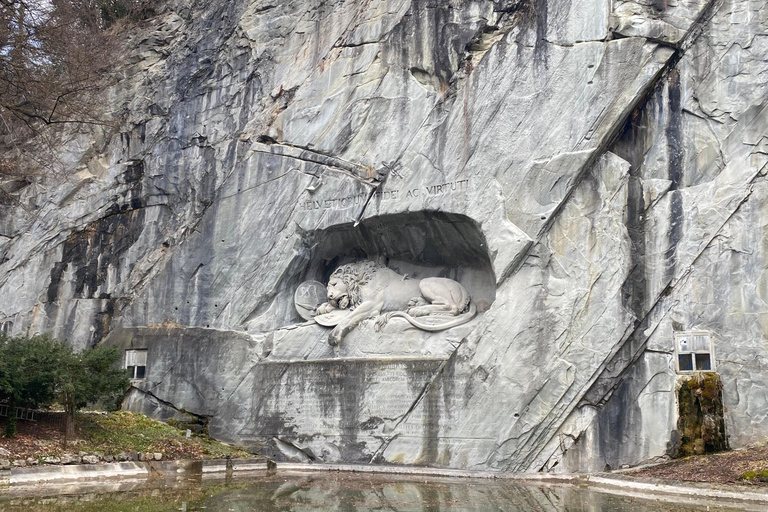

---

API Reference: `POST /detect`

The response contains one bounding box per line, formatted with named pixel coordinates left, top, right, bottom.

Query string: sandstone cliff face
left=1, top=0, right=766, bottom=472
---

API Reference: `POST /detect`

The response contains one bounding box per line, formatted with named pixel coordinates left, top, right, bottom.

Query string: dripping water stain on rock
left=46, top=162, right=147, bottom=347
left=664, top=69, right=684, bottom=284
left=614, top=98, right=651, bottom=323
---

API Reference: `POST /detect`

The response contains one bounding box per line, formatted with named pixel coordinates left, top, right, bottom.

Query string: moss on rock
left=740, top=469, right=768, bottom=482
left=670, top=373, right=729, bottom=458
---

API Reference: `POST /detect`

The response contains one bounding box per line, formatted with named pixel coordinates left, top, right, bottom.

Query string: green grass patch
left=740, top=469, right=768, bottom=483
left=76, top=411, right=252, bottom=459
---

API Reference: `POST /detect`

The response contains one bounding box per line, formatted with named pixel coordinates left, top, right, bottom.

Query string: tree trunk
left=3, top=397, right=17, bottom=438
left=65, top=405, right=75, bottom=439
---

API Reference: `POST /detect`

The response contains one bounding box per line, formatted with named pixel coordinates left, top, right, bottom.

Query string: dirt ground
left=0, top=412, right=68, bottom=460
left=628, top=444, right=768, bottom=486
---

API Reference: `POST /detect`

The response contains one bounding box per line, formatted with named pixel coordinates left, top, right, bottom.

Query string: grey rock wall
left=1, top=0, right=767, bottom=472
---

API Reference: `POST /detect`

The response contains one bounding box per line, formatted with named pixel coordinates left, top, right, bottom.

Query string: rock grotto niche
left=297, top=210, right=496, bottom=319
left=250, top=211, right=496, bottom=360
left=289, top=211, right=496, bottom=346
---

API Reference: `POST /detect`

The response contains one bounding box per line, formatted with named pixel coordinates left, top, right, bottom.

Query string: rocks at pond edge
left=81, top=454, right=100, bottom=464
left=0, top=451, right=167, bottom=467
left=60, top=454, right=80, bottom=465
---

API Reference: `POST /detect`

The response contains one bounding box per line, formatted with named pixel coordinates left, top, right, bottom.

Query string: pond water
left=0, top=472, right=760, bottom=512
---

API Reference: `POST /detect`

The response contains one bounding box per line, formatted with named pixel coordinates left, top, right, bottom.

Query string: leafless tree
left=0, top=0, right=150, bottom=176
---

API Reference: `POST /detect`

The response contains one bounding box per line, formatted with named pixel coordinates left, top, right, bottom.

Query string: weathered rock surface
left=1, top=0, right=767, bottom=472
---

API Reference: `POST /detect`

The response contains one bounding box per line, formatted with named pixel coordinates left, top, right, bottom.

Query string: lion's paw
left=328, top=327, right=342, bottom=346
left=374, top=314, right=390, bottom=332
left=408, top=297, right=427, bottom=308
left=407, top=306, right=430, bottom=317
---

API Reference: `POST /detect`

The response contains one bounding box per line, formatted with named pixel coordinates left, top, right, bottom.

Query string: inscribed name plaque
left=218, top=359, right=445, bottom=463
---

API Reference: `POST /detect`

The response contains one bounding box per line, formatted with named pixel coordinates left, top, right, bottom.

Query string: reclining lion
left=314, top=261, right=477, bottom=345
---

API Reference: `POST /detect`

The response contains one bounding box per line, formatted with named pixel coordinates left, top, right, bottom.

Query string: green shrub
left=0, top=334, right=129, bottom=437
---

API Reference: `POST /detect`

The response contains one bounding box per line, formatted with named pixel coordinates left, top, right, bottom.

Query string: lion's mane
left=329, top=260, right=383, bottom=309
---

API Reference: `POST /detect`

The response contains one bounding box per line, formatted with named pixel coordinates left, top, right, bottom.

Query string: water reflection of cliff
left=0, top=473, right=756, bottom=512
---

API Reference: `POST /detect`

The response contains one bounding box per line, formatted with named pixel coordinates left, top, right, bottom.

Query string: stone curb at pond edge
left=587, top=473, right=768, bottom=505
left=0, top=458, right=271, bottom=486
left=275, top=463, right=768, bottom=504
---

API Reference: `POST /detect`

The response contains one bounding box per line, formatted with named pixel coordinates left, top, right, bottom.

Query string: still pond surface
left=0, top=472, right=760, bottom=512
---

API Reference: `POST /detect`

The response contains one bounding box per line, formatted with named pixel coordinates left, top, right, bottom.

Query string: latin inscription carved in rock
left=298, top=179, right=470, bottom=211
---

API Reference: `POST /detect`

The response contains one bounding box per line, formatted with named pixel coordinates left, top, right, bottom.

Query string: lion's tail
left=387, top=302, right=477, bottom=332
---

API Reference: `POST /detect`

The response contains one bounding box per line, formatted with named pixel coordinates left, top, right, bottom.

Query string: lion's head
left=327, top=260, right=382, bottom=310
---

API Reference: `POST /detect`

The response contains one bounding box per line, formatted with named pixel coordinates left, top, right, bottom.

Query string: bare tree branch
left=0, top=0, right=154, bottom=175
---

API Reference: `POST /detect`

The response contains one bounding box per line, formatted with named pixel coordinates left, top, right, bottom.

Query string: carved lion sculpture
left=314, top=261, right=477, bottom=345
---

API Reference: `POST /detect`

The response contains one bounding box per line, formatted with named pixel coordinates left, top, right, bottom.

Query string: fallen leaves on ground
left=629, top=444, right=768, bottom=486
